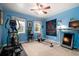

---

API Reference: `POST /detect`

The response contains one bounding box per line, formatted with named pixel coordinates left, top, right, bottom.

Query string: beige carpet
left=22, top=41, right=79, bottom=56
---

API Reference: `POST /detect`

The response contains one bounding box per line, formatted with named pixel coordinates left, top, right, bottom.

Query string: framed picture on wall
left=34, top=21, right=41, bottom=33
left=0, top=9, right=3, bottom=25
left=46, top=19, right=57, bottom=36
left=27, top=21, right=32, bottom=27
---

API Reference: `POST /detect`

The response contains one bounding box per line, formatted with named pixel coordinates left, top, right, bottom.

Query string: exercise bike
left=0, top=16, right=23, bottom=56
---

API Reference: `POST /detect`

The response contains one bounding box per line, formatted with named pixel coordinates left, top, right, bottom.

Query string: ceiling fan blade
left=44, top=6, right=50, bottom=9
left=36, top=3, right=44, bottom=8
left=39, top=4, right=43, bottom=8
left=30, top=9, right=35, bottom=11
left=30, top=8, right=42, bottom=11
left=36, top=3, right=40, bottom=6
left=42, top=11, right=47, bottom=14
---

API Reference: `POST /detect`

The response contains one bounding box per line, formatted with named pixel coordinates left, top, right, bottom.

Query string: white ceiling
left=0, top=3, right=79, bottom=18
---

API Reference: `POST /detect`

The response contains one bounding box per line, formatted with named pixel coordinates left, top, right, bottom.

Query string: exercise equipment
left=0, top=16, right=23, bottom=56
left=37, top=33, right=42, bottom=42
left=9, top=20, right=17, bottom=32
left=41, top=39, right=53, bottom=47
left=37, top=33, right=53, bottom=47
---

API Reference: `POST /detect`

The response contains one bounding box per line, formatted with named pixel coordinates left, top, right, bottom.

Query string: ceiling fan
left=30, top=3, right=51, bottom=14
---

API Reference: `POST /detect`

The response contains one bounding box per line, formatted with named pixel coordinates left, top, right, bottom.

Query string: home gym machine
left=0, top=16, right=23, bottom=56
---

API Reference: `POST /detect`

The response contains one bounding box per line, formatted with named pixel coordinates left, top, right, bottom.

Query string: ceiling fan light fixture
left=44, top=6, right=50, bottom=9
left=30, top=3, right=51, bottom=15
left=37, top=10, right=44, bottom=15
left=42, top=11, right=47, bottom=14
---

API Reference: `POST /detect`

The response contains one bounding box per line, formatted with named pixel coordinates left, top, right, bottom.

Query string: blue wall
left=41, top=19, right=46, bottom=39
left=1, top=9, right=43, bottom=45
left=45, top=6, right=79, bottom=43
left=0, top=7, right=4, bottom=47
left=0, top=26, right=3, bottom=48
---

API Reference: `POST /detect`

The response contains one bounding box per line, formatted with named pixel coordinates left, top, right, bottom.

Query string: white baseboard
left=46, top=39, right=60, bottom=45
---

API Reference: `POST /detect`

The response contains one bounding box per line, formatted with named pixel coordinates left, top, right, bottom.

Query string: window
left=34, top=21, right=41, bottom=33
left=11, top=16, right=25, bottom=34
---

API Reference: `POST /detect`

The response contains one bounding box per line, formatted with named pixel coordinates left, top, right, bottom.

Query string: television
left=69, top=20, right=79, bottom=28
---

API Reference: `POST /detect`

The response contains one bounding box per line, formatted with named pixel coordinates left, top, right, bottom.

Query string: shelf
left=57, top=28, right=79, bottom=31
